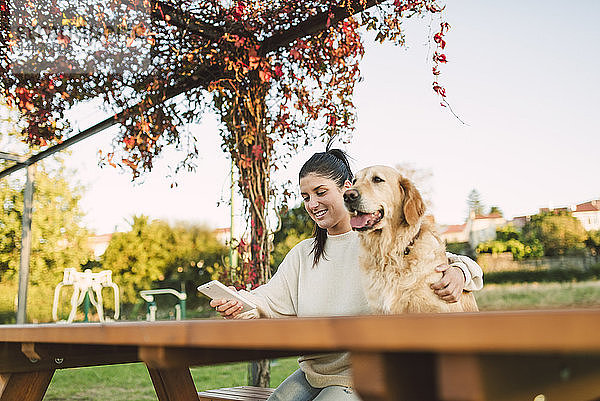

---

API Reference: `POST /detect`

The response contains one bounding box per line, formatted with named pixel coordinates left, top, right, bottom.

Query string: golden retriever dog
left=343, top=165, right=478, bottom=314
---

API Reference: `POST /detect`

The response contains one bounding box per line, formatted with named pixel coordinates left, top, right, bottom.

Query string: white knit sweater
left=241, top=230, right=483, bottom=388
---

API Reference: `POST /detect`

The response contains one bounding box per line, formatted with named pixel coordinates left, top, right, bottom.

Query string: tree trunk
left=248, top=359, right=270, bottom=387
left=224, top=80, right=273, bottom=387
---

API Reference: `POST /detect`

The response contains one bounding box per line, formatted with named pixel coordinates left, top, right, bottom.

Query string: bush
left=484, top=264, right=600, bottom=285
left=446, top=242, right=475, bottom=259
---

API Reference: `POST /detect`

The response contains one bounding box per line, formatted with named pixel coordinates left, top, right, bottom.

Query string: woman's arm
left=430, top=253, right=484, bottom=303
left=446, top=252, right=484, bottom=291
left=211, top=243, right=303, bottom=319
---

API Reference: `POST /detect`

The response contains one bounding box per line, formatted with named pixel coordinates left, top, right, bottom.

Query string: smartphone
left=197, top=280, right=257, bottom=313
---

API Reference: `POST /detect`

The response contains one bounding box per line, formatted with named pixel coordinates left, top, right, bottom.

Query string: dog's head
left=344, top=165, right=425, bottom=232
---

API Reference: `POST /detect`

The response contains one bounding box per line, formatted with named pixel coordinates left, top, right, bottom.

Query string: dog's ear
left=399, top=177, right=425, bottom=226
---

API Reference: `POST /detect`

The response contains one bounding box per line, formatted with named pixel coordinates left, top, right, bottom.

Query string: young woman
left=211, top=149, right=483, bottom=401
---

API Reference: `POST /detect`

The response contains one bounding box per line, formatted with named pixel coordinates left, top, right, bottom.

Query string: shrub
left=484, top=264, right=600, bottom=285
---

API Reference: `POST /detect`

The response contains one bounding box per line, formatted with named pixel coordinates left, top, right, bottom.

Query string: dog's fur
left=344, top=165, right=478, bottom=314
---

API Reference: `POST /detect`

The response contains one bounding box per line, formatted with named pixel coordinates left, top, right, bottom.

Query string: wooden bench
left=197, top=386, right=274, bottom=401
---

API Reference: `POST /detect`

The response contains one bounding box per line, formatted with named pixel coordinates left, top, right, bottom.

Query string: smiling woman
left=300, top=173, right=351, bottom=235
left=298, top=149, right=354, bottom=262
left=209, top=147, right=484, bottom=401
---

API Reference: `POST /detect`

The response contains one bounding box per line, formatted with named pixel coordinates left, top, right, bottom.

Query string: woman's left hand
left=430, top=264, right=465, bottom=303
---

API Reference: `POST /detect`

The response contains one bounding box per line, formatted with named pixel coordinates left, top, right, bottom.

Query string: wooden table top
left=2, top=309, right=600, bottom=354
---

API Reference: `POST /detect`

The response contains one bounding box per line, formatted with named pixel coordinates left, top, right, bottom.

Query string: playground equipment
left=140, top=289, right=187, bottom=321
left=52, top=268, right=120, bottom=323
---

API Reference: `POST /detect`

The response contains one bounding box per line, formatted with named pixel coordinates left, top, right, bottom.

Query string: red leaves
left=432, top=84, right=446, bottom=98
left=433, top=32, right=446, bottom=49
left=248, top=48, right=260, bottom=69
left=259, top=69, right=271, bottom=83
left=326, top=10, right=334, bottom=28
left=289, top=48, right=301, bottom=60
left=433, top=52, right=447, bottom=63
left=273, top=63, right=283, bottom=78
left=431, top=21, right=451, bottom=102
left=238, top=155, right=252, bottom=169
left=123, top=136, right=135, bottom=150
left=251, top=144, right=263, bottom=159
left=107, top=153, right=117, bottom=168
left=57, top=33, right=70, bottom=47
left=232, top=2, right=246, bottom=21
left=122, top=158, right=137, bottom=170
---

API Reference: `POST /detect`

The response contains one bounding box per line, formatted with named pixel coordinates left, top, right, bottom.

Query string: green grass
left=43, top=281, right=600, bottom=400
left=44, top=358, right=299, bottom=401
left=475, top=280, right=600, bottom=311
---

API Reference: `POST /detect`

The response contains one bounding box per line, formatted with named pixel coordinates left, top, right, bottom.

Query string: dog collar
left=403, top=227, right=422, bottom=255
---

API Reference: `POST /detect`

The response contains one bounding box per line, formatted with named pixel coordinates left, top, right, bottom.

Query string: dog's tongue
left=351, top=213, right=376, bottom=229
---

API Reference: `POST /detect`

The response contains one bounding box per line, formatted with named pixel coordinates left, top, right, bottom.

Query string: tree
left=489, top=206, right=503, bottom=216
left=0, top=162, right=92, bottom=323
left=395, top=163, right=433, bottom=208
left=1, top=0, right=452, bottom=384
left=586, top=230, right=600, bottom=256
left=1, top=0, right=451, bottom=285
left=271, top=204, right=314, bottom=269
left=102, top=216, right=175, bottom=305
left=466, top=189, right=485, bottom=217
left=495, top=225, right=520, bottom=242
left=522, top=212, right=587, bottom=257
left=101, top=216, right=228, bottom=311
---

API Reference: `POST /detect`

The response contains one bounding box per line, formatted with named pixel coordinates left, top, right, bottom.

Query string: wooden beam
left=0, top=371, right=54, bottom=401
left=351, top=351, right=436, bottom=401
left=147, top=366, right=198, bottom=401
left=260, top=0, right=385, bottom=55
left=0, top=343, right=139, bottom=373
left=140, top=345, right=302, bottom=369
left=150, top=0, right=225, bottom=43
left=0, top=78, right=207, bottom=180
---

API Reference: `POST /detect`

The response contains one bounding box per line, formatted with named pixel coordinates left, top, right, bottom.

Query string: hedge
left=484, top=264, right=600, bottom=284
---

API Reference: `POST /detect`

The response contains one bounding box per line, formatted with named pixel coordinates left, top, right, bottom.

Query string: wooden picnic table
left=1, top=309, right=600, bottom=401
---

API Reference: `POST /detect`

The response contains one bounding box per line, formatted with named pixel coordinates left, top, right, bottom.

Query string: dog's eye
left=352, top=178, right=357, bottom=185
left=372, top=176, right=384, bottom=183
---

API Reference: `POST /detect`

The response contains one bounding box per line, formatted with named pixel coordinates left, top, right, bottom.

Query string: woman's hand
left=430, top=264, right=465, bottom=303
left=209, top=286, right=245, bottom=319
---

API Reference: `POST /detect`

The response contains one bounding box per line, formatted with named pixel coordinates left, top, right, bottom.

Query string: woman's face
left=300, top=173, right=352, bottom=235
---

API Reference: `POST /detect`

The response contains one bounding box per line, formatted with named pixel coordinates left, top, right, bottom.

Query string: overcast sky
left=11, top=0, right=597, bottom=235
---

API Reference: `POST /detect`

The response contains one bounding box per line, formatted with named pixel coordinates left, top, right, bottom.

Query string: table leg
left=351, top=351, right=438, bottom=401
left=147, top=366, right=199, bottom=401
left=0, top=370, right=54, bottom=401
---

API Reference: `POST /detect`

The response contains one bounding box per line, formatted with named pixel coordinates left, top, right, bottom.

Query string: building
left=573, top=200, right=600, bottom=231
left=526, top=199, right=600, bottom=231
left=87, top=233, right=113, bottom=259
left=439, top=212, right=506, bottom=248
left=466, top=212, right=506, bottom=248
left=213, top=227, right=231, bottom=245
left=439, top=224, right=468, bottom=243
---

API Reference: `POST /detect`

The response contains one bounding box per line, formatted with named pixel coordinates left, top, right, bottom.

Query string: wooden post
left=16, top=164, right=35, bottom=325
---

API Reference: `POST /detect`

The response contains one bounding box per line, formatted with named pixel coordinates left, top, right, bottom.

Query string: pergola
left=0, top=0, right=384, bottom=324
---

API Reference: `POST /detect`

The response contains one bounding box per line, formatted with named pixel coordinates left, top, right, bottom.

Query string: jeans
left=267, top=369, right=362, bottom=401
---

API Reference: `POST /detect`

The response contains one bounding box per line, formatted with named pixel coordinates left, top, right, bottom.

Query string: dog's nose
left=344, top=189, right=360, bottom=203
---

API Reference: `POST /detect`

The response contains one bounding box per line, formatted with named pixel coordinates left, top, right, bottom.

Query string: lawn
left=474, top=280, right=600, bottom=311
left=43, top=280, right=600, bottom=400
left=44, top=358, right=299, bottom=401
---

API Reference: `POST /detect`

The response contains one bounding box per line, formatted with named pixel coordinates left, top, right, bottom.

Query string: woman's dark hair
left=299, top=148, right=353, bottom=266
